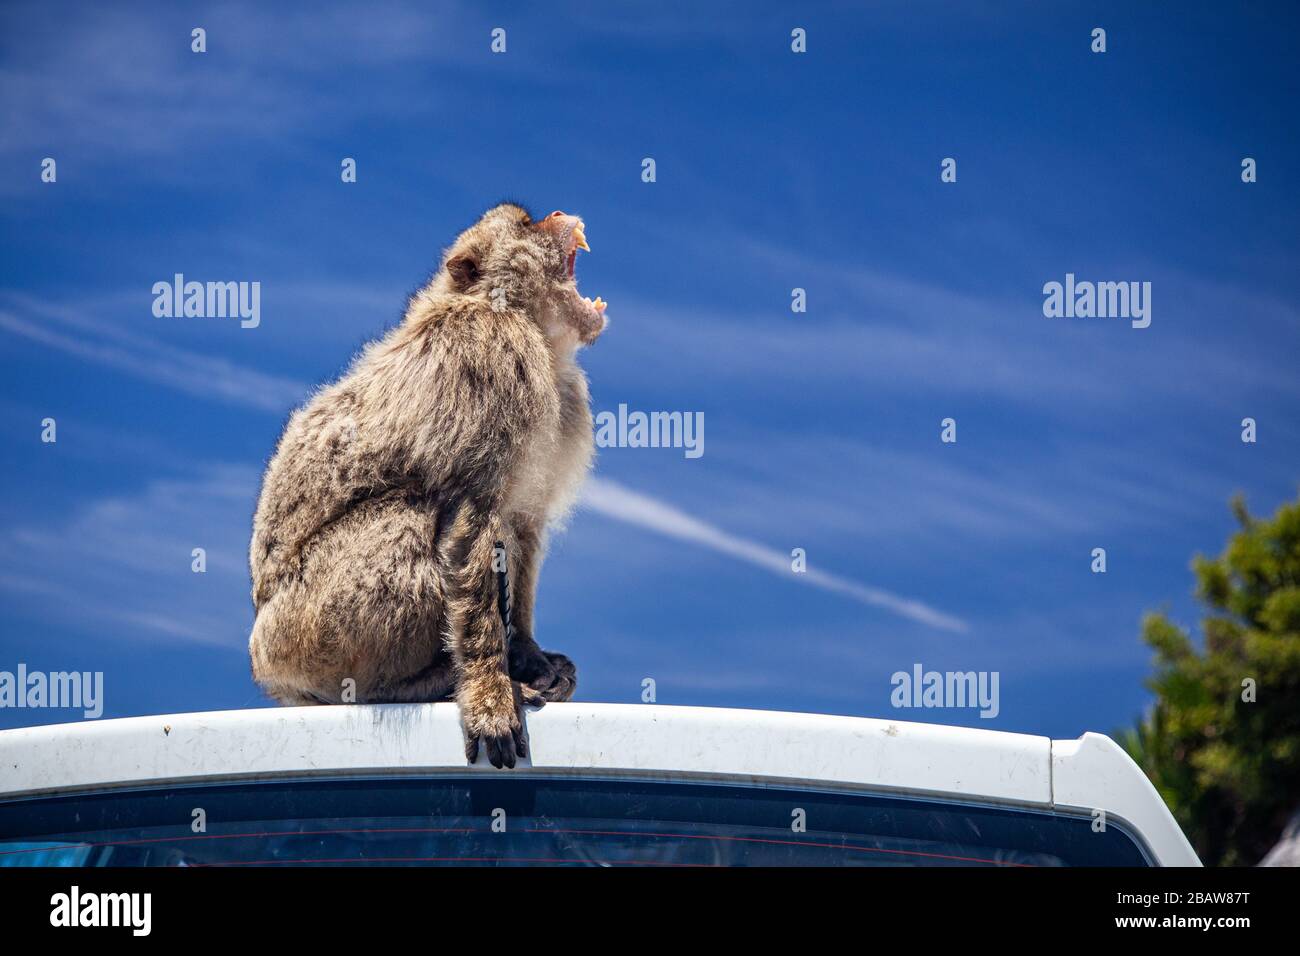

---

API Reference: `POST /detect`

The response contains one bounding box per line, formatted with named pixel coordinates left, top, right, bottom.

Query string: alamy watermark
left=890, top=663, right=1000, bottom=719
left=1042, top=273, right=1150, bottom=329
left=50, top=886, right=151, bottom=936
left=152, top=274, right=261, bottom=328
left=594, top=403, right=704, bottom=459
left=0, top=664, right=103, bottom=718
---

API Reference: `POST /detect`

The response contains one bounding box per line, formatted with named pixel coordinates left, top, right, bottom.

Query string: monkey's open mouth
left=566, top=222, right=604, bottom=314
left=542, top=211, right=605, bottom=315
left=566, top=222, right=588, bottom=277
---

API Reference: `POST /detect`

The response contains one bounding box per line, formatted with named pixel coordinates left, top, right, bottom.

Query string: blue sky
left=1, top=0, right=1297, bottom=739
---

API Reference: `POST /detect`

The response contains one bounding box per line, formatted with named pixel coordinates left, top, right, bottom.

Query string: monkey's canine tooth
left=572, top=223, right=590, bottom=252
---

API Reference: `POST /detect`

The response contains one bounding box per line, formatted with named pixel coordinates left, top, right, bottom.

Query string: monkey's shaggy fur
left=248, top=203, right=604, bottom=768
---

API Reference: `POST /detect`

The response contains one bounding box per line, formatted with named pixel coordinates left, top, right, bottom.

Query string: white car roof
left=0, top=702, right=1200, bottom=865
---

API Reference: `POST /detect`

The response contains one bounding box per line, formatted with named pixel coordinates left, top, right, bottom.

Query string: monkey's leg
left=251, top=491, right=451, bottom=706
left=447, top=501, right=528, bottom=768
left=505, top=516, right=577, bottom=703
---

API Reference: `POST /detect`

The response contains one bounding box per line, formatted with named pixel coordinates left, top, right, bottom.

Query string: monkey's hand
left=560, top=291, right=606, bottom=345
left=508, top=640, right=577, bottom=704
left=460, top=671, right=528, bottom=769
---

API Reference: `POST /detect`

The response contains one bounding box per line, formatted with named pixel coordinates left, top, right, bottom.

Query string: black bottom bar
left=0, top=864, right=1285, bottom=941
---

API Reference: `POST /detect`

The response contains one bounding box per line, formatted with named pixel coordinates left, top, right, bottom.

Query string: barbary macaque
left=248, top=203, right=606, bottom=768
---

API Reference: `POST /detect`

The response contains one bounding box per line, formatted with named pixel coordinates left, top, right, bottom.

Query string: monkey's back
left=247, top=303, right=588, bottom=706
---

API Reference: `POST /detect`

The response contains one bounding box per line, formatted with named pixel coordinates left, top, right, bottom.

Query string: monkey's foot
left=460, top=674, right=527, bottom=769
left=508, top=644, right=577, bottom=704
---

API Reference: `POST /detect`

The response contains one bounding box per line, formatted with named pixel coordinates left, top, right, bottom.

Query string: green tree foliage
left=1119, top=492, right=1300, bottom=866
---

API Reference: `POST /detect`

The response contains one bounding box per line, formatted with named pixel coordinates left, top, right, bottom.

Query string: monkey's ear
left=446, top=254, right=480, bottom=290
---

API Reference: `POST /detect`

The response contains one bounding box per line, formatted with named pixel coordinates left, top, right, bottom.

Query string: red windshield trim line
left=0, top=826, right=477, bottom=858
left=193, top=856, right=709, bottom=867
left=523, top=827, right=1036, bottom=867
left=0, top=823, right=1035, bottom=867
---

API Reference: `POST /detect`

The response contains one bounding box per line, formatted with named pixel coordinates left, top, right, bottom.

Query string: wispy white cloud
left=0, top=0, right=602, bottom=195
left=0, top=295, right=306, bottom=413
left=0, top=455, right=968, bottom=650
left=604, top=224, right=1300, bottom=410
left=687, top=425, right=1247, bottom=547
left=0, top=0, right=479, bottom=167
left=0, top=464, right=259, bottom=648
left=580, top=476, right=968, bottom=633
left=0, top=571, right=230, bottom=647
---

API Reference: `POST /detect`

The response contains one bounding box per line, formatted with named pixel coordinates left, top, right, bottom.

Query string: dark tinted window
left=0, top=776, right=1151, bottom=866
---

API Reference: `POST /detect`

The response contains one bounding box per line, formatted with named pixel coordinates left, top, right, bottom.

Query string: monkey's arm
left=505, top=515, right=576, bottom=702
left=436, top=315, right=557, bottom=767
left=507, top=516, right=544, bottom=643
left=445, top=498, right=528, bottom=767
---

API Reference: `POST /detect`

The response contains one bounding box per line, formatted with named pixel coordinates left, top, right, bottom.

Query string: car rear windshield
left=0, top=775, right=1152, bottom=866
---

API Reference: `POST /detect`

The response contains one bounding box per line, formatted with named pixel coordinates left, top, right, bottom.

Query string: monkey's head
left=438, top=203, right=607, bottom=346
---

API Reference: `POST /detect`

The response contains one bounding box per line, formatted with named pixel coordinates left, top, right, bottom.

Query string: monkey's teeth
left=572, top=223, right=590, bottom=252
